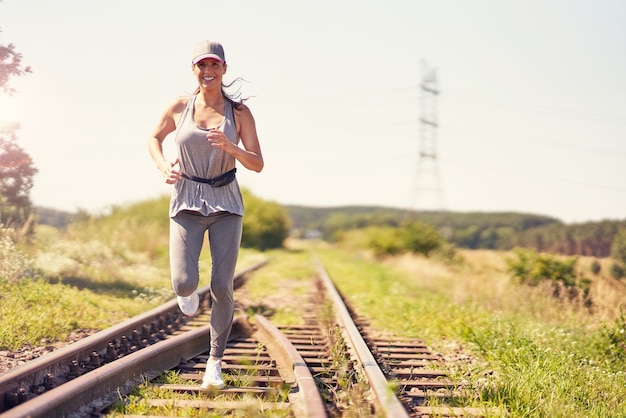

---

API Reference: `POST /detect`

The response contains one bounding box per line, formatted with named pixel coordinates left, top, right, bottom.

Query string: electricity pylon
left=410, top=60, right=445, bottom=218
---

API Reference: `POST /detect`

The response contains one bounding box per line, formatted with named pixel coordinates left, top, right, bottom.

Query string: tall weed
left=597, top=307, right=626, bottom=368
left=0, top=228, right=35, bottom=283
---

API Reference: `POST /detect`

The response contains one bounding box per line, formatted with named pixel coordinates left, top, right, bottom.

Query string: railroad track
left=0, top=259, right=500, bottom=417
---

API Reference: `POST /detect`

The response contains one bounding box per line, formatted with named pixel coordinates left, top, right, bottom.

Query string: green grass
left=313, top=245, right=626, bottom=417
left=241, top=244, right=316, bottom=325
left=0, top=277, right=154, bottom=350
left=106, top=370, right=293, bottom=417
left=0, top=220, right=264, bottom=351
left=3, top=212, right=626, bottom=416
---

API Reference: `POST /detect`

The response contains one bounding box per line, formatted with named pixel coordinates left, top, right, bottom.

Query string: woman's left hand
left=207, top=130, right=233, bottom=154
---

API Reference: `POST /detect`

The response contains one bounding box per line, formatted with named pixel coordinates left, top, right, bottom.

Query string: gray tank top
left=169, top=95, right=244, bottom=217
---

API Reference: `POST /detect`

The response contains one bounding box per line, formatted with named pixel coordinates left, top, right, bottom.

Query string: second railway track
left=0, top=258, right=502, bottom=418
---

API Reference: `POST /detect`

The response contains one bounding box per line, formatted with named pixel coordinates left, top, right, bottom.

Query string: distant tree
left=611, top=229, right=626, bottom=266
left=453, top=225, right=481, bottom=249
left=1, top=38, right=31, bottom=94
left=241, top=189, right=290, bottom=250
left=402, top=220, right=443, bottom=256
left=322, top=213, right=352, bottom=242
left=0, top=127, right=38, bottom=228
left=1, top=29, right=36, bottom=231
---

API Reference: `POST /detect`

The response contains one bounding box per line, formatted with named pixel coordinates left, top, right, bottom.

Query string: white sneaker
left=177, top=292, right=199, bottom=316
left=201, top=359, right=225, bottom=389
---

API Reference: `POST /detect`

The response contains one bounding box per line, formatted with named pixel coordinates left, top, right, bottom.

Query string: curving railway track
left=0, top=258, right=501, bottom=418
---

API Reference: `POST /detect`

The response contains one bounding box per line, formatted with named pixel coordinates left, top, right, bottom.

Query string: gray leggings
left=170, top=210, right=242, bottom=358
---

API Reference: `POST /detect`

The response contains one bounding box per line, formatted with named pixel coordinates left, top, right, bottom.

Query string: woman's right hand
left=160, top=158, right=182, bottom=184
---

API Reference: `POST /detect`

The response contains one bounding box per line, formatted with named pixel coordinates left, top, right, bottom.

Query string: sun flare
left=0, top=95, right=24, bottom=127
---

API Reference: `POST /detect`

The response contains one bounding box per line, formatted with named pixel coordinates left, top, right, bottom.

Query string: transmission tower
left=410, top=61, right=445, bottom=217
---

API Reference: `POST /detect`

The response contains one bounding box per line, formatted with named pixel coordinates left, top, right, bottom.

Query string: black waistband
left=181, top=168, right=237, bottom=187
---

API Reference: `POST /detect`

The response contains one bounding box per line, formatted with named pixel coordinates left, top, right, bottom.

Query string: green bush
left=364, top=221, right=443, bottom=257
left=598, top=307, right=626, bottom=368
left=321, top=211, right=399, bottom=242
left=610, top=263, right=625, bottom=280
left=507, top=248, right=576, bottom=286
left=66, top=196, right=171, bottom=261
left=591, top=259, right=601, bottom=275
left=506, top=248, right=590, bottom=301
left=365, top=226, right=405, bottom=257
left=67, top=190, right=291, bottom=253
left=402, top=220, right=442, bottom=256
left=241, top=189, right=290, bottom=250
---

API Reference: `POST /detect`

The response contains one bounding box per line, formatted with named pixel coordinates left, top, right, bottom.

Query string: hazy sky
left=1, top=0, right=625, bottom=223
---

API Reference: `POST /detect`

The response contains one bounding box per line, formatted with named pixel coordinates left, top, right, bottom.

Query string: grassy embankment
left=2, top=202, right=626, bottom=417
left=0, top=197, right=268, bottom=351
left=313, top=245, right=626, bottom=417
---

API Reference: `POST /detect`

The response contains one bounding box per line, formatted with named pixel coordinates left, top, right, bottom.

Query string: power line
left=440, top=157, right=626, bottom=193
left=443, top=90, right=626, bottom=125
left=287, top=83, right=625, bottom=126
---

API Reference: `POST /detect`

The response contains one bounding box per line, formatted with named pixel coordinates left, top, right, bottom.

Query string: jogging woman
left=148, top=40, right=263, bottom=389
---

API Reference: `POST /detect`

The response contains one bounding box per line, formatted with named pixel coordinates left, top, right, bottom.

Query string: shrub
left=365, top=226, right=405, bottom=257
left=507, top=248, right=575, bottom=286
left=364, top=221, right=444, bottom=258
left=402, top=221, right=443, bottom=256
left=610, top=263, right=625, bottom=280
left=506, top=247, right=591, bottom=303
left=591, top=259, right=601, bottom=275
left=598, top=307, right=626, bottom=368
left=241, top=189, right=290, bottom=250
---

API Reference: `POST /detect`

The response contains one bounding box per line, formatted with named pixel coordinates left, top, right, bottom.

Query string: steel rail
left=1, top=319, right=223, bottom=418
left=253, top=314, right=327, bottom=418
left=0, top=261, right=266, bottom=415
left=315, top=258, right=411, bottom=418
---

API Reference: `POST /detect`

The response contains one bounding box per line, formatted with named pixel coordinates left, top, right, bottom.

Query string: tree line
left=286, top=205, right=626, bottom=258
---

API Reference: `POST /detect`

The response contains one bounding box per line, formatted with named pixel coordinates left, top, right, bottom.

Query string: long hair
left=193, top=77, right=248, bottom=110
